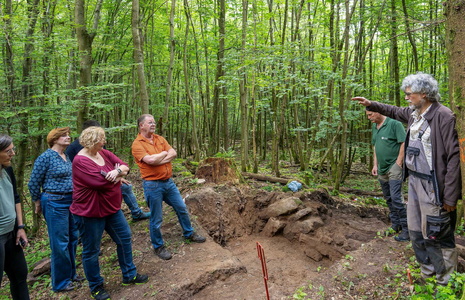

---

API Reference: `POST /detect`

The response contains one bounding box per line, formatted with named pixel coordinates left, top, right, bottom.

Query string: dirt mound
left=24, top=183, right=403, bottom=300
left=186, top=186, right=388, bottom=262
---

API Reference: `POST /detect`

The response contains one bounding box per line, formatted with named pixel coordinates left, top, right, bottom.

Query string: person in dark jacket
left=353, top=72, right=461, bottom=285
left=0, top=134, right=30, bottom=300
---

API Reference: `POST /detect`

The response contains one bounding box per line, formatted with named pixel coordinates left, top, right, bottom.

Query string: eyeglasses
left=404, top=92, right=416, bottom=97
left=5, top=147, right=16, bottom=155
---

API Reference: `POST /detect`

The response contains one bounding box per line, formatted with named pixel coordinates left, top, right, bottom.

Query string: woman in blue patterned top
left=28, top=127, right=82, bottom=292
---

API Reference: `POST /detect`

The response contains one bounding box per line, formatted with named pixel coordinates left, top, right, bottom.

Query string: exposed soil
left=13, top=160, right=465, bottom=300
left=10, top=166, right=463, bottom=299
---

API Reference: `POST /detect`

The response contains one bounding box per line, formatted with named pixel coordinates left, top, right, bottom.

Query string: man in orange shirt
left=131, top=114, right=205, bottom=260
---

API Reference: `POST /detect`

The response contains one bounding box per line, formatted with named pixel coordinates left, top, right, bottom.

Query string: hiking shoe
left=57, top=282, right=77, bottom=292
left=122, top=273, right=149, bottom=286
left=185, top=232, right=206, bottom=243
left=73, top=275, right=86, bottom=282
left=132, top=211, right=151, bottom=221
left=154, top=245, right=172, bottom=260
left=91, top=284, right=110, bottom=300
left=394, top=229, right=410, bottom=242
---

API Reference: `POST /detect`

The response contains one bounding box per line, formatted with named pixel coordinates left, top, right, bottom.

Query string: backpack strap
left=418, top=120, right=430, bottom=139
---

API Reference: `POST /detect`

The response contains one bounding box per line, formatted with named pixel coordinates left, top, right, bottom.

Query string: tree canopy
left=0, top=0, right=450, bottom=183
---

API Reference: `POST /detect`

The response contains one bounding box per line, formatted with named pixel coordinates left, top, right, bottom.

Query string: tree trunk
left=401, top=0, right=418, bottom=72
left=445, top=0, right=465, bottom=222
left=389, top=0, right=400, bottom=107
left=220, top=0, right=229, bottom=152
left=132, top=0, right=149, bottom=114
left=209, top=0, right=226, bottom=155
left=334, top=0, right=355, bottom=190
left=267, top=0, right=281, bottom=177
left=242, top=172, right=291, bottom=185
left=162, top=0, right=176, bottom=136
left=196, top=0, right=212, bottom=147
left=239, top=0, right=249, bottom=172
left=291, top=0, right=307, bottom=171
left=75, top=0, right=103, bottom=129
left=22, top=0, right=40, bottom=235
left=2, top=0, right=40, bottom=235
left=182, top=0, right=200, bottom=160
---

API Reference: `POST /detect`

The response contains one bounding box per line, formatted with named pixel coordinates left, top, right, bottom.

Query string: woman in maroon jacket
left=70, top=126, right=148, bottom=300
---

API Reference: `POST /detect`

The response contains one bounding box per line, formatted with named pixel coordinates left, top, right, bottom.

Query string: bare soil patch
left=20, top=176, right=428, bottom=300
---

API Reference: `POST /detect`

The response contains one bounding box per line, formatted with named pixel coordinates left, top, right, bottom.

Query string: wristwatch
left=17, top=225, right=26, bottom=229
left=117, top=168, right=122, bottom=174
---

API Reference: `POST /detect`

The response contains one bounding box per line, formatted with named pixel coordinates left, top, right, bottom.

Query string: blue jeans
left=143, top=179, right=194, bottom=249
left=41, top=193, right=79, bottom=292
left=121, top=183, right=142, bottom=217
left=73, top=210, right=137, bottom=292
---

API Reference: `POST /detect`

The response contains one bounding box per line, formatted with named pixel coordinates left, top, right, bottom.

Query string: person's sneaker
left=91, top=284, right=110, bottom=300
left=57, top=282, right=77, bottom=292
left=394, top=229, right=410, bottom=242
left=122, top=273, right=149, bottom=286
left=73, top=275, right=86, bottom=282
left=185, top=232, right=206, bottom=243
left=132, top=211, right=151, bottom=221
left=154, top=245, right=172, bottom=260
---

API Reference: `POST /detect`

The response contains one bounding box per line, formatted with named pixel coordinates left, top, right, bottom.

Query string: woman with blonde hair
left=28, top=127, right=81, bottom=292
left=70, top=126, right=148, bottom=300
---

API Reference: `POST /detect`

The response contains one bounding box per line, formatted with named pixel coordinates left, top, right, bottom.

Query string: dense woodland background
left=1, top=0, right=465, bottom=233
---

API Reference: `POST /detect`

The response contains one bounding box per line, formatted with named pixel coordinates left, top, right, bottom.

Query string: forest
left=1, top=0, right=464, bottom=226
left=2, top=0, right=465, bottom=298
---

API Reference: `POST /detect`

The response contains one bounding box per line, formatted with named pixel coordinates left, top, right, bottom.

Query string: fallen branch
left=242, top=172, right=291, bottom=185
left=242, top=173, right=383, bottom=197
left=328, top=186, right=384, bottom=197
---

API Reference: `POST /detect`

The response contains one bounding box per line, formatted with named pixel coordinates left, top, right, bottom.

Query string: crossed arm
left=142, top=148, right=177, bottom=166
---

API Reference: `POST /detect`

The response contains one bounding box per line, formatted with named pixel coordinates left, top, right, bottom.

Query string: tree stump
left=195, top=158, right=241, bottom=184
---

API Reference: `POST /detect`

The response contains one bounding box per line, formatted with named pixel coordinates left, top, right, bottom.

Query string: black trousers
left=0, top=230, right=30, bottom=300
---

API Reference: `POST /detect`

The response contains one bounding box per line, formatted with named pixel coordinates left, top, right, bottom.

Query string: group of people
left=0, top=72, right=461, bottom=299
left=0, top=115, right=205, bottom=300
left=354, top=72, right=461, bottom=286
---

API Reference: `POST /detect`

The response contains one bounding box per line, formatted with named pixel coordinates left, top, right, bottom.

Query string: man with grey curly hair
left=352, top=72, right=461, bottom=285
left=401, top=72, right=441, bottom=105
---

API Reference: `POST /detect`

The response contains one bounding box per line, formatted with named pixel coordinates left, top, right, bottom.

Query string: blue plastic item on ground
left=287, top=181, right=302, bottom=192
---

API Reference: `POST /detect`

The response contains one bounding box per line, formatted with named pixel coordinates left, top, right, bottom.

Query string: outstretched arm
left=352, top=97, right=372, bottom=107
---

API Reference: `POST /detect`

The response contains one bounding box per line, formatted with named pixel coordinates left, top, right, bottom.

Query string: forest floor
left=3, top=163, right=462, bottom=300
